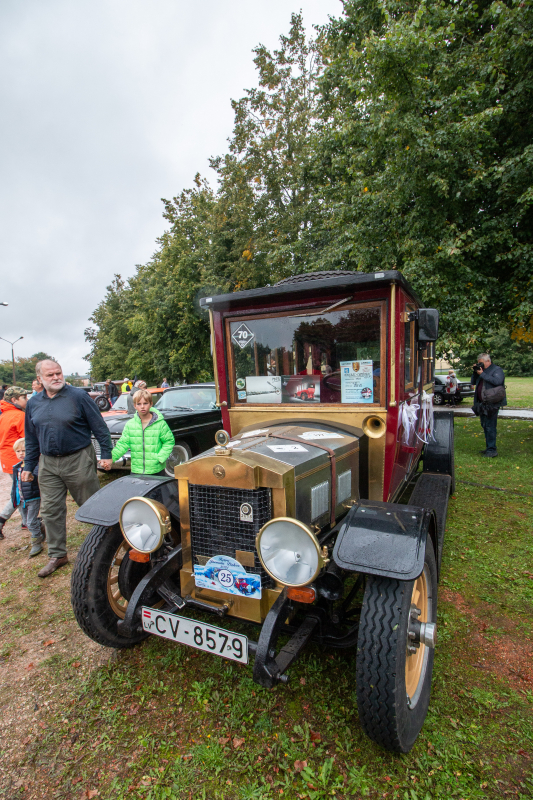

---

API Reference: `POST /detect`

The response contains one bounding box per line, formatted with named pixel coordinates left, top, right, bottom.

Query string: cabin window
left=228, top=303, right=384, bottom=405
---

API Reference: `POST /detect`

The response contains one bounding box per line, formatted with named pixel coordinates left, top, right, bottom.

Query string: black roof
left=200, top=270, right=423, bottom=312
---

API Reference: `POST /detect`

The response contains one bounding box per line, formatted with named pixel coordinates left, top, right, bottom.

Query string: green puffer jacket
left=111, top=408, right=175, bottom=474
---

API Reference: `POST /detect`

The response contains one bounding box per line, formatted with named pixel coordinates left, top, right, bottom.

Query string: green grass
left=2, top=422, right=533, bottom=799
left=454, top=376, right=533, bottom=409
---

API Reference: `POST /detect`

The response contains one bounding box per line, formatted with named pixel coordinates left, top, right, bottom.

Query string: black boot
left=0, top=516, right=6, bottom=541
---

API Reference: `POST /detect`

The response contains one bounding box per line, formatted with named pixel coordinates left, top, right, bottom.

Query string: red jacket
left=0, top=400, right=25, bottom=474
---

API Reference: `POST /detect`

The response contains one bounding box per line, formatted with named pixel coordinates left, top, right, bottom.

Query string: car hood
left=103, top=413, right=132, bottom=434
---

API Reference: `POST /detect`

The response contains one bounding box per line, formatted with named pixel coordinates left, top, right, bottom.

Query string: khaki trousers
left=38, top=445, right=101, bottom=559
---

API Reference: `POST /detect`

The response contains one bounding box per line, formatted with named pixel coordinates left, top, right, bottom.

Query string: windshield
left=228, top=303, right=384, bottom=405
left=111, top=394, right=129, bottom=411
left=155, top=388, right=217, bottom=411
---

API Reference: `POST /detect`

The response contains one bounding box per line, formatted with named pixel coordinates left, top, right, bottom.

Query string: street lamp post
left=0, top=336, right=23, bottom=384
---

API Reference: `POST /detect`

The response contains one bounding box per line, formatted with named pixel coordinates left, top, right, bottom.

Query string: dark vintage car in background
left=91, top=384, right=222, bottom=475
left=432, top=374, right=475, bottom=405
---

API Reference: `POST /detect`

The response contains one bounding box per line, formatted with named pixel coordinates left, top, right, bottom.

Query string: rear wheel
left=432, top=392, right=443, bottom=405
left=165, top=441, right=192, bottom=476
left=95, top=395, right=110, bottom=411
left=71, top=524, right=150, bottom=648
left=355, top=539, right=437, bottom=753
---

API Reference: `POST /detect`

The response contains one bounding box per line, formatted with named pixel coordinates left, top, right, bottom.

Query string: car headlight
left=256, top=517, right=325, bottom=587
left=119, top=497, right=171, bottom=553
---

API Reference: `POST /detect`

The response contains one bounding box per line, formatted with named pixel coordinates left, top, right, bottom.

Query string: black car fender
left=332, top=500, right=437, bottom=581
left=75, top=474, right=180, bottom=528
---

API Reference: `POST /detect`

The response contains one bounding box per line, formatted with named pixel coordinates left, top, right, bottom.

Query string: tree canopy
left=86, top=4, right=533, bottom=381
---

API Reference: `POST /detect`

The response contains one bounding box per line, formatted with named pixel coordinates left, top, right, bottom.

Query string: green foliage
left=86, top=4, right=533, bottom=377
left=0, top=351, right=53, bottom=389
left=309, top=0, right=533, bottom=353
left=455, top=327, right=533, bottom=377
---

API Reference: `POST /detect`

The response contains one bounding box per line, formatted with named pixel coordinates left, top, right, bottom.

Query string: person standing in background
left=23, top=360, right=112, bottom=577
left=161, top=378, right=169, bottom=388
left=0, top=385, right=8, bottom=401
left=31, top=379, right=43, bottom=397
left=470, top=353, right=506, bottom=457
left=0, top=387, right=28, bottom=538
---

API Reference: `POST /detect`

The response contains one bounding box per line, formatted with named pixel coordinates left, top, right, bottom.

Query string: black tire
left=355, top=539, right=438, bottom=753
left=432, top=392, right=443, bottom=405
left=71, top=524, right=150, bottom=648
left=300, top=392, right=308, bottom=402
left=95, top=395, right=110, bottom=411
left=164, top=441, right=192, bottom=476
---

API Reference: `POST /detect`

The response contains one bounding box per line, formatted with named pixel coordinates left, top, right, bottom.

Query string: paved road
left=435, top=406, right=533, bottom=420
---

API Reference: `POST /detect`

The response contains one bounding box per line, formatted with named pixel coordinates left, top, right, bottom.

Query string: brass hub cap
left=405, top=564, right=431, bottom=706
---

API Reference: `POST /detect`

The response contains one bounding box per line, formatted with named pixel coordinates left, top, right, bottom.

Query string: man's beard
left=42, top=378, right=66, bottom=393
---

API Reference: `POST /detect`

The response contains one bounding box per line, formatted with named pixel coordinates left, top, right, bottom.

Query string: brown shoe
left=37, top=556, right=69, bottom=578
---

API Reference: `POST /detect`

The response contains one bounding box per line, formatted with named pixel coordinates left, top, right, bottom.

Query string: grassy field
left=453, top=376, right=533, bottom=409
left=1, top=418, right=532, bottom=800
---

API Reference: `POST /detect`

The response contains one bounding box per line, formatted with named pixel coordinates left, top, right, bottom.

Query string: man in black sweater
left=470, top=353, right=507, bottom=458
left=23, top=360, right=112, bottom=577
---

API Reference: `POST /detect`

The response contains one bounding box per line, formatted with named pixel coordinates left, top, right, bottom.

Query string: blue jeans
left=20, top=499, right=42, bottom=539
left=480, top=412, right=498, bottom=453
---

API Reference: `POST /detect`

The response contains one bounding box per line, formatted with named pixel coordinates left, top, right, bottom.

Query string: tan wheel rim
left=107, top=541, right=132, bottom=619
left=405, top=566, right=429, bottom=701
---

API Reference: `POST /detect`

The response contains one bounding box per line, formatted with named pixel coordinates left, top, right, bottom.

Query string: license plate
left=141, top=607, right=248, bottom=664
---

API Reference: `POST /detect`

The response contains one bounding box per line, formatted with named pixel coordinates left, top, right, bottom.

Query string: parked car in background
left=102, top=387, right=164, bottom=417
left=433, top=375, right=475, bottom=405
left=88, top=380, right=124, bottom=411
left=91, top=384, right=221, bottom=475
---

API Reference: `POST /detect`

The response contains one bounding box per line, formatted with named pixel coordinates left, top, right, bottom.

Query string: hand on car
left=21, top=471, right=34, bottom=482
left=99, top=459, right=112, bottom=471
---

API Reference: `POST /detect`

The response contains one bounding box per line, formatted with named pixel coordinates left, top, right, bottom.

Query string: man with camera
left=470, top=353, right=506, bottom=457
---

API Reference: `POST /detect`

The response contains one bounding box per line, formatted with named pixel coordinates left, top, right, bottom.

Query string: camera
left=472, top=362, right=484, bottom=372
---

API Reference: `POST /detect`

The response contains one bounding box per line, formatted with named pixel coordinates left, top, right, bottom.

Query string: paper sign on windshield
left=340, top=360, right=374, bottom=403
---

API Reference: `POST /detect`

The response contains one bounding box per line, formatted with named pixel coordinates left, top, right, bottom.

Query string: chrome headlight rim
left=119, top=496, right=171, bottom=554
left=255, top=516, right=324, bottom=588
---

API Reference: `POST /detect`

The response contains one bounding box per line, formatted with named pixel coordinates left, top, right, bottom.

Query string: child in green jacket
left=104, top=389, right=175, bottom=475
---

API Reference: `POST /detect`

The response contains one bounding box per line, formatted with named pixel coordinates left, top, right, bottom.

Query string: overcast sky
left=0, top=0, right=342, bottom=376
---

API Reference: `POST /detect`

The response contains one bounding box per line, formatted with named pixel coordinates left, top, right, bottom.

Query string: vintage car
left=91, top=384, right=222, bottom=476
left=72, top=270, right=454, bottom=754
left=101, top=386, right=164, bottom=417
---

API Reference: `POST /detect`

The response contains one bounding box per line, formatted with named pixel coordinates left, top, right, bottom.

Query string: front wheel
left=71, top=524, right=151, bottom=648
left=355, top=539, right=438, bottom=753
left=432, top=392, right=443, bottom=406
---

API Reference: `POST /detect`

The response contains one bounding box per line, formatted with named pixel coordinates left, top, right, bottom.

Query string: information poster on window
left=340, top=360, right=374, bottom=403
left=244, top=376, right=282, bottom=403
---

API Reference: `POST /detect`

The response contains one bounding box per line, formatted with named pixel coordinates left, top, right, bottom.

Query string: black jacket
left=472, top=363, right=507, bottom=413
left=11, top=460, right=40, bottom=507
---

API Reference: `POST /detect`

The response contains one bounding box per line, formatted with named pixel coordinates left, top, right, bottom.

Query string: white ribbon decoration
left=415, top=390, right=435, bottom=444
left=400, top=399, right=420, bottom=445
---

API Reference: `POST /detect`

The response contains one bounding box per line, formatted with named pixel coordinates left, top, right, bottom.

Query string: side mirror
left=410, top=308, right=439, bottom=342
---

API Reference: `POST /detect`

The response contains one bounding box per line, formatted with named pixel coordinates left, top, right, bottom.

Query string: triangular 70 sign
left=231, top=323, right=255, bottom=349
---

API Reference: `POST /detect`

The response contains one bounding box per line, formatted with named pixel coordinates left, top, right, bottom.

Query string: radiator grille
left=92, top=434, right=120, bottom=458
left=189, top=485, right=273, bottom=588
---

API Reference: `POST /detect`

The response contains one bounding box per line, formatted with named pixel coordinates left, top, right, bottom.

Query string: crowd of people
left=0, top=360, right=175, bottom=577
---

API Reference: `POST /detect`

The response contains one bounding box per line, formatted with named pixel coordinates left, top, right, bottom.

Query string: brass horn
left=362, top=415, right=386, bottom=439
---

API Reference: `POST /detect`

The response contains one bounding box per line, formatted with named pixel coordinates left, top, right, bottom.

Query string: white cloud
left=0, top=0, right=341, bottom=375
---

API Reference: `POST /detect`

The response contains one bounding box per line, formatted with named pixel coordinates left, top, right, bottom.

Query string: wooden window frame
left=225, top=300, right=387, bottom=409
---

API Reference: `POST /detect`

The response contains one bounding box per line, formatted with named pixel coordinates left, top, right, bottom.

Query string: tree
left=307, top=0, right=533, bottom=354
left=84, top=276, right=135, bottom=381
left=0, top=352, right=54, bottom=389
left=208, top=12, right=325, bottom=289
